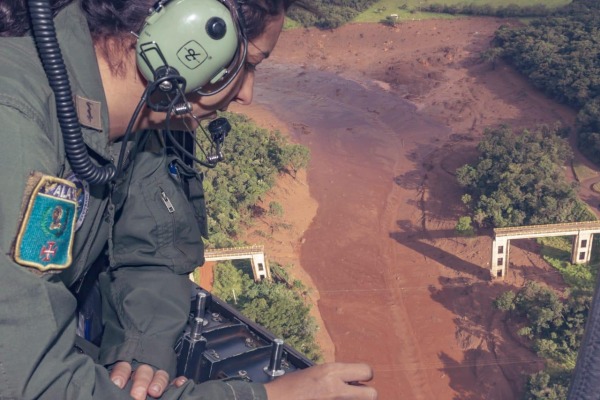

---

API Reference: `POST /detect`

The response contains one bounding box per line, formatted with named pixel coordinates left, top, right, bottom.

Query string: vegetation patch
left=455, top=215, right=475, bottom=236
left=212, top=261, right=322, bottom=362
left=494, top=235, right=600, bottom=398
left=539, top=236, right=598, bottom=291
left=490, top=0, right=600, bottom=167
left=354, top=0, right=568, bottom=23
left=201, top=112, right=310, bottom=248
left=495, top=279, right=591, bottom=399
left=199, top=113, right=319, bottom=360
left=285, top=0, right=570, bottom=29
left=572, top=160, right=598, bottom=183
left=456, top=124, right=595, bottom=229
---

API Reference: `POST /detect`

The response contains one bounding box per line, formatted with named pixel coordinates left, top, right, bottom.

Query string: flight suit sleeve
left=0, top=105, right=267, bottom=400
left=99, top=147, right=208, bottom=375
left=0, top=103, right=138, bottom=400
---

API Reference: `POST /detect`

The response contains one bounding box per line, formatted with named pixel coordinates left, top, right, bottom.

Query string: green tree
left=201, top=113, right=310, bottom=247
left=214, top=262, right=322, bottom=362
left=493, top=290, right=516, bottom=312
left=480, top=47, right=504, bottom=70
left=526, top=371, right=569, bottom=400
left=455, top=216, right=474, bottom=236
left=212, top=261, right=245, bottom=303
left=281, top=145, right=311, bottom=178
left=456, top=125, right=595, bottom=228
left=513, top=282, right=564, bottom=337
left=495, top=282, right=592, bottom=395
left=240, top=282, right=321, bottom=361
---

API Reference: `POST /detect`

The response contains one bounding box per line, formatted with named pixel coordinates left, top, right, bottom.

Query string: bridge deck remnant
left=491, top=221, right=600, bottom=279
left=203, top=245, right=271, bottom=282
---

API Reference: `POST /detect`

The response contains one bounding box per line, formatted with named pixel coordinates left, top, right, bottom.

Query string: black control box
left=176, top=285, right=313, bottom=384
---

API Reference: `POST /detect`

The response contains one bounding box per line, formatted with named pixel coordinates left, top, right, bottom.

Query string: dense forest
left=494, top=235, right=599, bottom=399
left=202, top=112, right=310, bottom=247
left=456, top=124, right=595, bottom=229
left=423, top=2, right=554, bottom=18
left=288, top=0, right=378, bottom=28
left=490, top=0, right=600, bottom=165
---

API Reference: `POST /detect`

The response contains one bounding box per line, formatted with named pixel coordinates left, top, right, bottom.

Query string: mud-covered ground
left=231, top=17, right=600, bottom=399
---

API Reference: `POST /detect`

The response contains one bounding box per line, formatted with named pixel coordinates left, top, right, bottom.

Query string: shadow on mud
left=431, top=277, right=544, bottom=399
left=390, top=219, right=490, bottom=279
left=389, top=217, right=558, bottom=398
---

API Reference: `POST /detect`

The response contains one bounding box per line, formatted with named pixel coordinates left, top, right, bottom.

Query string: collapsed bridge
left=491, top=221, right=600, bottom=279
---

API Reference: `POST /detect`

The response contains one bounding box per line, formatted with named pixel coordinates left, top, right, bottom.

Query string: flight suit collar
left=54, top=1, right=113, bottom=161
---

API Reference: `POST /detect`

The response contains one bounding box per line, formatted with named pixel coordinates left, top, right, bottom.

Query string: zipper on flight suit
left=160, top=188, right=175, bottom=213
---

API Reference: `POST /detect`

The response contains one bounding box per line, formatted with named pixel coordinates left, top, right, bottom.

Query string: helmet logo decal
left=178, top=41, right=208, bottom=69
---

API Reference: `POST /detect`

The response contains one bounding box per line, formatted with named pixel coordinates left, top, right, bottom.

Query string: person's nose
left=234, top=71, right=255, bottom=105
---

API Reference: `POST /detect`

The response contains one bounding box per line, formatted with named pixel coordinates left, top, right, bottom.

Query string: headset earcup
left=136, top=0, right=239, bottom=93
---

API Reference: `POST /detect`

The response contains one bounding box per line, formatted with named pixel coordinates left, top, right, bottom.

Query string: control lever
left=264, top=338, right=286, bottom=377
left=191, top=291, right=209, bottom=326
left=176, top=317, right=208, bottom=381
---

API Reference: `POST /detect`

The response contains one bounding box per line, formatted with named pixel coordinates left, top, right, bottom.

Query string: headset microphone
left=206, top=117, right=231, bottom=163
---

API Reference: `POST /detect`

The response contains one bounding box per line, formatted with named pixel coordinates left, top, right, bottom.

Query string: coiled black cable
left=27, top=0, right=116, bottom=185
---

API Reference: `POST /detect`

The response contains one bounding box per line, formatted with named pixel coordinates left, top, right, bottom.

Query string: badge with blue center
left=14, top=174, right=78, bottom=271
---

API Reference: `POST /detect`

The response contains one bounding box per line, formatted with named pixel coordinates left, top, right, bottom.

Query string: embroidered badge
left=14, top=175, right=78, bottom=271
left=75, top=95, right=102, bottom=131
left=67, top=171, right=90, bottom=230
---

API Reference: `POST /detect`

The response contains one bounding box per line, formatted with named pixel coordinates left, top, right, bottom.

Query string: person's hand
left=264, top=362, right=377, bottom=400
left=110, top=361, right=188, bottom=400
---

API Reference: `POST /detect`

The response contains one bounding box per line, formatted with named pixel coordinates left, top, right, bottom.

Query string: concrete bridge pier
left=250, top=252, right=270, bottom=281
left=572, top=230, right=595, bottom=264
left=202, top=245, right=271, bottom=282
left=491, top=236, right=509, bottom=279
left=490, top=221, right=600, bottom=279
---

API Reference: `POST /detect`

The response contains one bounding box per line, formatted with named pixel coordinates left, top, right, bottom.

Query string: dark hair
left=1, top=0, right=308, bottom=39
left=1, top=0, right=71, bottom=36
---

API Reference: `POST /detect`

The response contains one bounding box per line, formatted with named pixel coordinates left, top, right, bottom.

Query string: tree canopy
left=288, top=0, right=378, bottom=28
left=495, top=280, right=592, bottom=398
left=490, top=0, right=600, bottom=164
left=201, top=112, right=310, bottom=247
left=494, top=235, right=600, bottom=398
left=456, top=125, right=595, bottom=228
left=199, top=113, right=320, bottom=361
left=212, top=262, right=322, bottom=362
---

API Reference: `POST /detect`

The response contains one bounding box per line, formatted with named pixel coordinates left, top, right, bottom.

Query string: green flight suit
left=0, top=1, right=267, bottom=399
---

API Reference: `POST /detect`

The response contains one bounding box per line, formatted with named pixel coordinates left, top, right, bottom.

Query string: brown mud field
left=231, top=17, right=600, bottom=400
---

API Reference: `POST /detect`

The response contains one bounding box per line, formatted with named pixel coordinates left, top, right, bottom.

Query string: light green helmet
left=136, top=0, right=241, bottom=94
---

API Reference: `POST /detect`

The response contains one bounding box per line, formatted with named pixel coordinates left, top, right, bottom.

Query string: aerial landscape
left=215, top=1, right=600, bottom=399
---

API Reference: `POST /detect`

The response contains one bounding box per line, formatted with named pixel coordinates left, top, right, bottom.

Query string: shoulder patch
left=14, top=174, right=78, bottom=272
left=66, top=171, right=90, bottom=231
